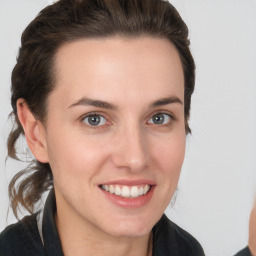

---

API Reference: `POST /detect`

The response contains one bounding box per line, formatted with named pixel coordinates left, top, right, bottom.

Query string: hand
left=249, top=201, right=256, bottom=256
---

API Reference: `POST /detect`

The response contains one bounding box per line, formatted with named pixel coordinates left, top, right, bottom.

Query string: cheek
left=151, top=132, right=186, bottom=179
left=148, top=132, right=186, bottom=210
left=45, top=127, right=109, bottom=181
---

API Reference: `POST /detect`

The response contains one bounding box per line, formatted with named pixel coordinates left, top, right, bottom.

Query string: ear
left=17, top=99, right=49, bottom=163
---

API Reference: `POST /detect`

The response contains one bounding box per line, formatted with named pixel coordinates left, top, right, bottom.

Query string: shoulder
left=171, top=219, right=205, bottom=255
left=234, top=246, right=252, bottom=256
left=0, top=213, right=44, bottom=256
left=153, top=214, right=205, bottom=256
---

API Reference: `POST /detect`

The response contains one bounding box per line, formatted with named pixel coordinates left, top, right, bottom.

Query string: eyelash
left=80, top=111, right=174, bottom=128
left=147, top=112, right=174, bottom=126
left=81, top=112, right=110, bottom=128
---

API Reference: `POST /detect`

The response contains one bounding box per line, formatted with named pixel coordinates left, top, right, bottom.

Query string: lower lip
left=100, top=186, right=155, bottom=208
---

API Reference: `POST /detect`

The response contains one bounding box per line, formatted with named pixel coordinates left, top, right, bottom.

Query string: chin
left=102, top=214, right=157, bottom=238
left=108, top=226, right=151, bottom=238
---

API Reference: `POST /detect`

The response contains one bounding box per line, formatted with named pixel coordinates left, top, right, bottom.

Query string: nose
left=111, top=124, right=149, bottom=173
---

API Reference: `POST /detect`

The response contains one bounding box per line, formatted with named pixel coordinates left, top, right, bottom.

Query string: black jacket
left=234, top=247, right=252, bottom=256
left=0, top=189, right=205, bottom=255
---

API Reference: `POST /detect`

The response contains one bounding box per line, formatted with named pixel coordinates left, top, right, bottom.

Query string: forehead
left=52, top=36, right=184, bottom=106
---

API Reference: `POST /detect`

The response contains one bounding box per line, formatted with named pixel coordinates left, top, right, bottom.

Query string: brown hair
left=8, top=0, right=195, bottom=218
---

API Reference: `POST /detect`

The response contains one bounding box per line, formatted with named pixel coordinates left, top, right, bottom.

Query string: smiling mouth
left=100, top=184, right=151, bottom=198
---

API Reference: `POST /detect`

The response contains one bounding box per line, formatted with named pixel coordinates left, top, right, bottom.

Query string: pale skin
left=249, top=200, right=256, bottom=256
left=17, top=37, right=186, bottom=256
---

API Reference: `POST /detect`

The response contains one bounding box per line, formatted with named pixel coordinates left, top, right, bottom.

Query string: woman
left=0, top=0, right=204, bottom=255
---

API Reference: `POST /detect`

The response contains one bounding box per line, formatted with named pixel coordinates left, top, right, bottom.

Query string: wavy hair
left=8, top=0, right=195, bottom=218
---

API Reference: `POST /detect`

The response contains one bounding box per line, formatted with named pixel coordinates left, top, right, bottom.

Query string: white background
left=0, top=1, right=256, bottom=255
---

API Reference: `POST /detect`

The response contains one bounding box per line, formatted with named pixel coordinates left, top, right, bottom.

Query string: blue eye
left=148, top=113, right=172, bottom=125
left=83, top=114, right=107, bottom=126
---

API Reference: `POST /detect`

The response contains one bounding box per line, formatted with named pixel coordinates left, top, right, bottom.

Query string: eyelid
left=146, top=111, right=175, bottom=125
left=80, top=111, right=112, bottom=127
left=78, top=110, right=175, bottom=128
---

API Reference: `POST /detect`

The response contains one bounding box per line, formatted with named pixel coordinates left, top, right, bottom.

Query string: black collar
left=0, top=188, right=204, bottom=255
left=39, top=189, right=204, bottom=256
left=42, top=189, right=64, bottom=256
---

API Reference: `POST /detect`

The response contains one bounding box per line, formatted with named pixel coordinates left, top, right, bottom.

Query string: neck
left=56, top=215, right=152, bottom=256
left=55, top=192, right=152, bottom=256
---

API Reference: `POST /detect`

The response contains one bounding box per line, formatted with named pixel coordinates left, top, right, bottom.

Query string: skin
left=17, top=37, right=186, bottom=256
left=249, top=200, right=256, bottom=256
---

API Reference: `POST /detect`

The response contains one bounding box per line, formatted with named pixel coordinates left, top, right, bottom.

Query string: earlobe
left=17, top=99, right=49, bottom=163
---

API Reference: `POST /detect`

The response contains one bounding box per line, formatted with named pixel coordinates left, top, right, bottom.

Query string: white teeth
left=109, top=185, right=114, bottom=194
left=122, top=186, right=130, bottom=198
left=101, top=184, right=151, bottom=198
left=144, top=184, right=150, bottom=194
left=130, top=186, right=139, bottom=198
left=139, top=187, right=144, bottom=196
left=115, top=185, right=121, bottom=195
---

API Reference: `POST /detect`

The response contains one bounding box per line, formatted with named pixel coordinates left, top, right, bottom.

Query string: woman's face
left=42, top=37, right=186, bottom=237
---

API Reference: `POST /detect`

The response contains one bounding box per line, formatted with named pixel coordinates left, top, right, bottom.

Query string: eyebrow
left=150, top=96, right=183, bottom=107
left=68, top=97, right=118, bottom=110
left=68, top=96, right=183, bottom=110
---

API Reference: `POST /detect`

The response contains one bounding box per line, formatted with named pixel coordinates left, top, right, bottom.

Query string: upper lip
left=100, top=179, right=156, bottom=186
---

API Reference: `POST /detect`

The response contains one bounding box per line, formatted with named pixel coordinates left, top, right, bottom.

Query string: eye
left=82, top=114, right=107, bottom=126
left=148, top=113, right=172, bottom=125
